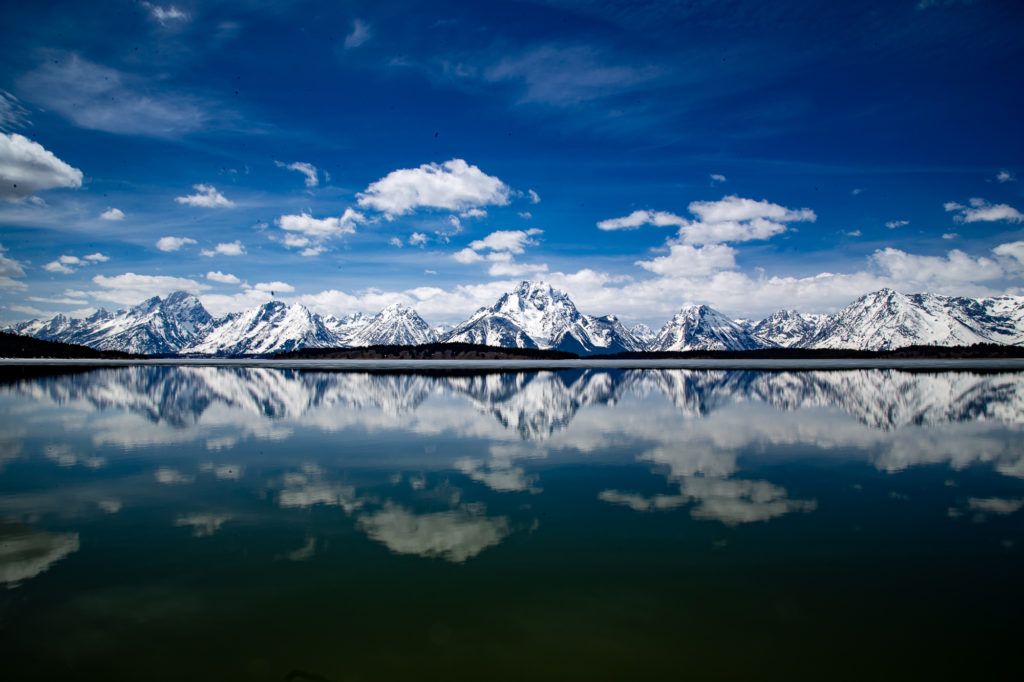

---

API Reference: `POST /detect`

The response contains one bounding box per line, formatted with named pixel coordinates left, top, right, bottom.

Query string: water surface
left=2, top=366, right=1023, bottom=680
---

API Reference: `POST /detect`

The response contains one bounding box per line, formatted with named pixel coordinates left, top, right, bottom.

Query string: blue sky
left=1, top=0, right=1023, bottom=326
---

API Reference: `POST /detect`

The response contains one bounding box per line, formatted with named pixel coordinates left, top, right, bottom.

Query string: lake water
left=2, top=366, right=1023, bottom=680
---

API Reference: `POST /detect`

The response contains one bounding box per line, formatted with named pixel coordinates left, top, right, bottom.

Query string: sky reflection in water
left=1, top=366, right=1023, bottom=680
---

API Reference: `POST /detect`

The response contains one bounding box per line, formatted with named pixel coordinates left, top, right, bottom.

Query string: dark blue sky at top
left=1, top=0, right=1022, bottom=325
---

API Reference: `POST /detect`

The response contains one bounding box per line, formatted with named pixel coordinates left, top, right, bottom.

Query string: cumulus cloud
left=636, top=243, right=738, bottom=276
left=942, top=233, right=958, bottom=240
left=599, top=196, right=815, bottom=245
left=99, top=207, right=125, bottom=220
left=527, top=189, right=540, bottom=204
left=42, top=253, right=108, bottom=274
left=388, top=237, right=403, bottom=248
left=200, top=241, right=245, bottom=257
left=277, top=209, right=365, bottom=240
left=945, top=198, right=1024, bottom=223
left=251, top=281, right=294, bottom=293
left=18, top=53, right=206, bottom=137
left=91, top=272, right=208, bottom=305
left=486, top=252, right=549, bottom=277
left=175, top=184, right=234, bottom=208
left=275, top=160, right=318, bottom=187
left=597, top=210, right=687, bottom=231
left=409, top=232, right=429, bottom=247
left=343, top=18, right=372, bottom=49
left=996, top=170, right=1015, bottom=184
left=452, top=247, right=484, bottom=264
left=710, top=173, right=726, bottom=184
left=468, top=228, right=542, bottom=254
left=156, top=236, right=197, bottom=252
left=357, top=159, right=510, bottom=216
left=0, top=243, right=27, bottom=290
left=886, top=220, right=909, bottom=229
left=993, top=241, right=1024, bottom=266
left=0, top=133, right=83, bottom=202
left=206, top=270, right=240, bottom=284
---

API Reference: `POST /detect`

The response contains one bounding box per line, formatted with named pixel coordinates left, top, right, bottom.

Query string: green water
left=1, top=366, right=1023, bottom=680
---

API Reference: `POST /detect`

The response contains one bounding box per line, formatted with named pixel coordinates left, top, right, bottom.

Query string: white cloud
left=942, top=233, right=958, bottom=240
left=596, top=209, right=687, bottom=231
left=251, top=281, right=294, bottom=293
left=518, top=211, right=532, bottom=219
left=468, top=228, right=542, bottom=254
left=996, top=170, right=1015, bottom=183
left=710, top=173, right=726, bottom=184
left=452, top=247, right=484, bottom=264
left=277, top=209, right=365, bottom=240
left=300, top=246, right=326, bottom=257
left=886, top=220, right=909, bottom=229
left=156, top=236, right=197, bottom=252
left=0, top=243, right=26, bottom=280
left=175, top=184, right=234, bottom=208
left=28, top=296, right=88, bottom=306
left=91, top=272, right=208, bottom=305
left=527, top=189, right=540, bottom=204
left=42, top=254, right=105, bottom=274
left=388, top=237, right=403, bottom=248
left=275, top=160, right=318, bottom=187
left=600, top=196, right=814, bottom=246
left=635, top=243, right=738, bottom=276
left=689, top=195, right=815, bottom=224
left=945, top=198, right=1024, bottom=223
left=18, top=54, right=206, bottom=137
left=0, top=133, right=83, bottom=202
left=200, top=241, right=245, bottom=257
left=409, top=232, right=429, bottom=246
left=343, top=18, right=372, bottom=49
left=356, top=159, right=510, bottom=216
left=844, top=230, right=862, bottom=237
left=486, top=252, right=549, bottom=277
left=99, top=207, right=125, bottom=220
left=993, top=241, right=1024, bottom=266
left=142, top=3, right=190, bottom=24
left=871, top=247, right=1004, bottom=285
left=206, top=270, right=240, bottom=284
left=461, top=208, right=487, bottom=219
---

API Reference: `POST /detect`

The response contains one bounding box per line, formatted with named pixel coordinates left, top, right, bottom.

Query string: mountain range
left=6, top=281, right=1024, bottom=355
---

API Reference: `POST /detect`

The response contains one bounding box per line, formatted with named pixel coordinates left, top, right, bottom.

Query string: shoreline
left=4, top=357, right=1024, bottom=371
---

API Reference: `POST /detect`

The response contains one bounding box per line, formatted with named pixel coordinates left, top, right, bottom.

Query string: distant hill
left=0, top=332, right=140, bottom=359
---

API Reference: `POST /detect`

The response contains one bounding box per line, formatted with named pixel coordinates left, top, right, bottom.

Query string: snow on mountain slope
left=649, top=304, right=760, bottom=351
left=629, top=323, right=655, bottom=348
left=322, top=312, right=369, bottom=346
left=183, top=300, right=337, bottom=355
left=806, top=289, right=997, bottom=350
left=749, top=309, right=830, bottom=348
left=348, top=303, right=437, bottom=347
left=442, top=281, right=639, bottom=354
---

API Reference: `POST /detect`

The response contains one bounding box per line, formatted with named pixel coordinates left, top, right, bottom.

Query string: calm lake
left=2, top=365, right=1023, bottom=680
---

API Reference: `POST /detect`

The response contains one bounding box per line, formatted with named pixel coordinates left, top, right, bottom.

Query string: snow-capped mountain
left=629, top=323, right=655, bottom=347
left=184, top=300, right=337, bottom=356
left=442, top=281, right=641, bottom=354
left=348, top=303, right=438, bottom=347
left=648, top=304, right=760, bottom=351
left=750, top=309, right=829, bottom=348
left=7, top=284, right=1024, bottom=355
left=322, top=312, right=370, bottom=346
left=12, top=292, right=213, bottom=355
left=804, top=289, right=1024, bottom=350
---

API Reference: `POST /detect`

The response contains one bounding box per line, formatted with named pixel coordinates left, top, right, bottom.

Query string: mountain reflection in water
left=1, top=366, right=1023, bottom=680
